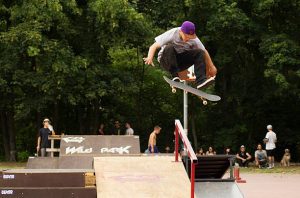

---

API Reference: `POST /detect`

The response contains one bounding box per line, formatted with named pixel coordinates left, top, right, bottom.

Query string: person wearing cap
left=236, top=145, right=252, bottom=167
left=143, top=21, right=217, bottom=89
left=265, top=125, right=277, bottom=168
left=36, top=118, right=55, bottom=157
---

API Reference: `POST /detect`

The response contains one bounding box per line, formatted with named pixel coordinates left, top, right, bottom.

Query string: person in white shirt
left=125, top=122, right=134, bottom=136
left=264, top=125, right=277, bottom=168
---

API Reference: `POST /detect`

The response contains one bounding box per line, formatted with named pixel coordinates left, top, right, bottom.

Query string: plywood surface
left=94, top=156, right=191, bottom=198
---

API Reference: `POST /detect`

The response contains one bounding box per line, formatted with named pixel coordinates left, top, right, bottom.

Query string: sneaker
left=172, top=77, right=184, bottom=83
left=196, top=76, right=216, bottom=89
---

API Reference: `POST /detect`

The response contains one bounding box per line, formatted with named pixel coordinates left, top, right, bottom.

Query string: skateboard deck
left=163, top=76, right=221, bottom=102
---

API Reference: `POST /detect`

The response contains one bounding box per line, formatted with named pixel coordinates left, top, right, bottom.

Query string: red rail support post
left=191, top=162, right=195, bottom=198
left=175, top=127, right=179, bottom=162
left=174, top=119, right=198, bottom=198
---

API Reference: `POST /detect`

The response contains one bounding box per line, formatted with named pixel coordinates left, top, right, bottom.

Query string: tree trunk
left=7, top=111, right=16, bottom=161
left=53, top=102, right=59, bottom=133
left=0, top=111, right=10, bottom=161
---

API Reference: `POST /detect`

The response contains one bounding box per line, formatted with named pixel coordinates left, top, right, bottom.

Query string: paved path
left=237, top=173, right=300, bottom=198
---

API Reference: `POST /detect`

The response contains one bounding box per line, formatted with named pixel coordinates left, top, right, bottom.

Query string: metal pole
left=175, top=125, right=179, bottom=162
left=183, top=81, right=188, bottom=135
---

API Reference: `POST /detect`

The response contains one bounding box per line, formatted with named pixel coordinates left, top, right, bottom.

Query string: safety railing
left=175, top=119, right=198, bottom=198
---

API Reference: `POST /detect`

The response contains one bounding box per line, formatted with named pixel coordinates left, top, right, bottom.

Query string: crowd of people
left=97, top=120, right=135, bottom=136
left=195, top=125, right=290, bottom=169
left=36, top=118, right=290, bottom=167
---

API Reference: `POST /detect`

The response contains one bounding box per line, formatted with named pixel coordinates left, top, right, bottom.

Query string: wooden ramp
left=94, top=155, right=191, bottom=198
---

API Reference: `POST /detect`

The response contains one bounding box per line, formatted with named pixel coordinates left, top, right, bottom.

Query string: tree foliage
left=0, top=0, right=299, bottom=161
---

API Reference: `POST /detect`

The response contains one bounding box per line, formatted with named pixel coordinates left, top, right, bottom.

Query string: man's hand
left=207, top=64, right=217, bottom=77
left=143, top=57, right=155, bottom=67
left=151, top=147, right=154, bottom=153
left=36, top=146, right=40, bottom=152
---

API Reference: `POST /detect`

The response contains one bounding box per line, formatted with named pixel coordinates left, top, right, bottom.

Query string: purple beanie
left=181, top=21, right=196, bottom=35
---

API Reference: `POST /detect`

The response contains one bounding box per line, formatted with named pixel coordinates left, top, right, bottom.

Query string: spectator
left=165, top=146, right=170, bottom=153
left=197, top=148, right=205, bottom=156
left=264, top=125, right=277, bottom=168
left=112, top=120, right=122, bottom=135
left=236, top=145, right=252, bottom=167
left=255, top=144, right=268, bottom=168
left=125, top=122, right=134, bottom=136
left=148, top=125, right=162, bottom=153
left=98, top=123, right=105, bottom=135
left=225, top=147, right=233, bottom=155
left=206, top=146, right=216, bottom=155
left=36, top=118, right=55, bottom=157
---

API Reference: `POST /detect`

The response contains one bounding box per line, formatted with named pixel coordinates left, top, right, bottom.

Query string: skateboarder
left=143, top=21, right=217, bottom=89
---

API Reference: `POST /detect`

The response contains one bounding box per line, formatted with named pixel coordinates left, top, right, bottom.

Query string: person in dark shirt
left=111, top=120, right=122, bottom=135
left=36, top=118, right=55, bottom=157
left=236, top=145, right=252, bottom=167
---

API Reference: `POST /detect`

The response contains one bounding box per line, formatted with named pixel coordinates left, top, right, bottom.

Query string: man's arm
left=246, top=152, right=252, bottom=160
left=36, top=136, right=41, bottom=152
left=149, top=133, right=155, bottom=152
left=236, top=154, right=243, bottom=160
left=203, top=50, right=217, bottom=77
left=143, top=42, right=161, bottom=66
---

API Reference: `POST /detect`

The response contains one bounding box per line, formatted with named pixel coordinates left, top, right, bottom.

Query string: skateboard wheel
left=172, top=88, right=176, bottom=93
left=203, top=100, right=208, bottom=105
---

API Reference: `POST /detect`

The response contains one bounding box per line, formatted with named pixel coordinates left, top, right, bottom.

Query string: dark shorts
left=266, top=149, right=275, bottom=157
left=148, top=145, right=159, bottom=153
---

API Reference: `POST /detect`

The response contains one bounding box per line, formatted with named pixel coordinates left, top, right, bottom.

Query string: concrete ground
left=237, top=173, right=300, bottom=198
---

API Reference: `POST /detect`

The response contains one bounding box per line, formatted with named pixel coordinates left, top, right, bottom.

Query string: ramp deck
left=94, top=155, right=191, bottom=198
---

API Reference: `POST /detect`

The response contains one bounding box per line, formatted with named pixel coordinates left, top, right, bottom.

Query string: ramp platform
left=94, top=155, right=191, bottom=198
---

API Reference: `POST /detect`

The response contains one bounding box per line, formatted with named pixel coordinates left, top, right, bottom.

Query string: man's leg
left=40, top=148, right=46, bottom=157
left=160, top=45, right=180, bottom=77
left=176, top=49, right=215, bottom=88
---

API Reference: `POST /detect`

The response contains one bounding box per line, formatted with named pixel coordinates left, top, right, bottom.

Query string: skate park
left=1, top=1, right=300, bottom=198
left=0, top=120, right=244, bottom=198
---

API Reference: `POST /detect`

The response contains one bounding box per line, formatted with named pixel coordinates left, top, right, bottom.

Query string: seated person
left=225, top=147, right=233, bottom=155
left=255, top=144, right=268, bottom=168
left=206, top=146, right=216, bottom=155
left=197, top=148, right=205, bottom=156
left=236, top=145, right=252, bottom=167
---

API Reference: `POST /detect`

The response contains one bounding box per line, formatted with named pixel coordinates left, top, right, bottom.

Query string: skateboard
left=163, top=76, right=221, bottom=105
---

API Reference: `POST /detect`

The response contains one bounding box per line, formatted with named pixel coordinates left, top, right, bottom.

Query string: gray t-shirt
left=255, top=150, right=267, bottom=160
left=155, top=27, right=205, bottom=62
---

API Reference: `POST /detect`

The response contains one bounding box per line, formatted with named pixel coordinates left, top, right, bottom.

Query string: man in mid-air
left=144, top=21, right=217, bottom=89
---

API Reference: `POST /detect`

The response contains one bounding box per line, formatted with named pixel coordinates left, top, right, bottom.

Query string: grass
left=0, top=162, right=26, bottom=170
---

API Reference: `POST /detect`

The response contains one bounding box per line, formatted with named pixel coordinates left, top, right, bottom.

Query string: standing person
left=255, top=144, right=268, bottom=168
left=125, top=122, right=134, bottom=136
left=236, top=145, right=252, bottom=167
left=98, top=123, right=105, bottom=135
left=264, top=125, right=277, bottom=168
left=112, top=120, right=122, bottom=135
left=148, top=125, right=162, bottom=153
left=36, top=118, right=55, bottom=157
left=143, top=21, right=217, bottom=89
